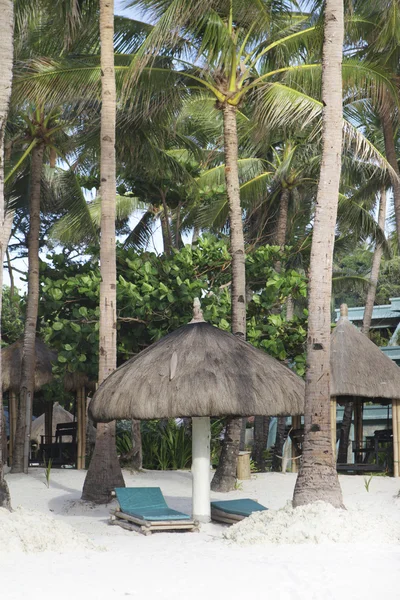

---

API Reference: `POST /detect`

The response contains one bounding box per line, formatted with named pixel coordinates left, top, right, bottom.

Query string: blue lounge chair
left=211, top=498, right=267, bottom=524
left=110, top=487, right=199, bottom=535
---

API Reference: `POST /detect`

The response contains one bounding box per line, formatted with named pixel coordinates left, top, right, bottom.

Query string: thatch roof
left=331, top=305, right=400, bottom=400
left=30, top=402, right=74, bottom=444
left=63, top=371, right=96, bottom=393
left=1, top=338, right=57, bottom=393
left=89, top=317, right=305, bottom=422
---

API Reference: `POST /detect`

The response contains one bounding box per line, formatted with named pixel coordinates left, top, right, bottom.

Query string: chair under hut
left=1, top=337, right=56, bottom=466
left=1, top=338, right=93, bottom=469
left=330, top=304, right=400, bottom=476
left=89, top=299, right=305, bottom=523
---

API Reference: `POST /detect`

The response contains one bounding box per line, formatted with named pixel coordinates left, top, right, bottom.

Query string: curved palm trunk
left=12, top=143, right=44, bottom=474
left=211, top=103, right=246, bottom=493
left=361, top=188, right=387, bottom=335
left=0, top=0, right=13, bottom=506
left=293, top=0, right=344, bottom=508
left=82, top=0, right=124, bottom=503
left=381, top=105, right=400, bottom=246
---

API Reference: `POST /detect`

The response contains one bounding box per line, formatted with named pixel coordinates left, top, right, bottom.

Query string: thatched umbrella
left=89, top=299, right=305, bottom=521
left=1, top=337, right=56, bottom=393
left=331, top=304, right=400, bottom=474
left=1, top=337, right=56, bottom=465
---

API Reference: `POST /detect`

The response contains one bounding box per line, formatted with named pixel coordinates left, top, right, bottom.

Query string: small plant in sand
left=44, top=458, right=53, bottom=488
left=234, top=480, right=243, bottom=491
left=364, top=474, right=374, bottom=492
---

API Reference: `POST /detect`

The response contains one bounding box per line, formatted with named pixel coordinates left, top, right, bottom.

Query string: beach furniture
left=110, top=487, right=199, bottom=535
left=210, top=499, right=267, bottom=524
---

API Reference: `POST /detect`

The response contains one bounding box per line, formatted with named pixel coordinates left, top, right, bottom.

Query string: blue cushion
left=211, top=498, right=267, bottom=517
left=115, top=487, right=191, bottom=521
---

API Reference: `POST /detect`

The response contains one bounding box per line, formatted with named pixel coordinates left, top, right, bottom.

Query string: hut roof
left=1, top=337, right=57, bottom=393
left=331, top=305, right=400, bottom=400
left=30, top=402, right=74, bottom=443
left=89, top=320, right=305, bottom=422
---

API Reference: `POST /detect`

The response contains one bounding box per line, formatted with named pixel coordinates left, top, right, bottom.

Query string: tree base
left=293, top=464, right=344, bottom=509
left=0, top=477, right=11, bottom=510
left=82, top=422, right=125, bottom=504
left=211, top=416, right=241, bottom=493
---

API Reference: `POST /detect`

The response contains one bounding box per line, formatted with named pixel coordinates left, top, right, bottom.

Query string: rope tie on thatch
left=189, top=297, right=205, bottom=324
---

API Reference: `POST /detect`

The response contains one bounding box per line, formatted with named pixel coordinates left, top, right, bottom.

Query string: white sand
left=3, top=468, right=400, bottom=600
left=225, top=500, right=400, bottom=545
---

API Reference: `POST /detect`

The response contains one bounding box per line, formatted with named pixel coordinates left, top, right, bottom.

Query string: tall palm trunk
left=12, top=143, right=44, bottom=474
left=380, top=104, right=400, bottom=245
left=271, top=188, right=290, bottom=471
left=0, top=0, right=13, bottom=508
left=275, top=187, right=290, bottom=247
left=82, top=0, right=124, bottom=503
left=160, top=191, right=173, bottom=255
left=211, top=103, right=246, bottom=493
left=361, top=187, right=387, bottom=335
left=293, top=0, right=344, bottom=508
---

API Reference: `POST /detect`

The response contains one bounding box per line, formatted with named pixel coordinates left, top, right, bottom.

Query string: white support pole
left=191, top=416, right=211, bottom=523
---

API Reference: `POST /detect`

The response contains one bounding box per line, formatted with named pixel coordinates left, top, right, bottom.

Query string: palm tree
left=292, top=0, right=344, bottom=508
left=0, top=0, right=13, bottom=509
left=127, top=0, right=318, bottom=492
left=82, top=0, right=125, bottom=503
left=346, top=2, right=400, bottom=246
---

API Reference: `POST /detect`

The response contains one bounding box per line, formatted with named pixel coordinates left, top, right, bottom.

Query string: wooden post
left=291, top=415, right=301, bottom=473
left=81, top=386, right=86, bottom=469
left=77, top=388, right=82, bottom=469
left=354, top=399, right=363, bottom=463
left=76, top=386, right=86, bottom=470
left=393, top=400, right=399, bottom=478
left=44, top=402, right=53, bottom=445
left=331, top=397, right=337, bottom=460
left=9, top=390, right=17, bottom=466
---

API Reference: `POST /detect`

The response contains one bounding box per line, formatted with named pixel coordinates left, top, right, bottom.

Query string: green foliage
left=39, top=237, right=307, bottom=382
left=1, top=286, right=24, bottom=346
left=140, top=420, right=192, bottom=470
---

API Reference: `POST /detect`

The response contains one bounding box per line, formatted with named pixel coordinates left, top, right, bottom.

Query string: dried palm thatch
left=30, top=402, right=74, bottom=444
left=1, top=338, right=57, bottom=393
left=331, top=305, right=400, bottom=400
left=63, top=371, right=96, bottom=393
left=89, top=320, right=305, bottom=422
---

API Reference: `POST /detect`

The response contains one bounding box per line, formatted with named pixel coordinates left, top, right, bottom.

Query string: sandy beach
left=2, top=468, right=400, bottom=600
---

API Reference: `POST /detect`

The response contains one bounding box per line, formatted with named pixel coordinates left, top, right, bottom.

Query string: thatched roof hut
left=331, top=306, right=400, bottom=400
left=89, top=299, right=305, bottom=521
left=1, top=337, right=57, bottom=393
left=89, top=321, right=304, bottom=422
left=30, top=402, right=74, bottom=444
left=330, top=304, right=400, bottom=476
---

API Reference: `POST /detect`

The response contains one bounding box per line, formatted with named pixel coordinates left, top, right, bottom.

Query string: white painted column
left=191, top=416, right=211, bottom=522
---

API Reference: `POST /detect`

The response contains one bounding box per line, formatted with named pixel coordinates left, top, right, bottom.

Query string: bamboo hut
left=89, top=299, right=305, bottom=522
left=1, top=337, right=56, bottom=466
left=331, top=304, right=400, bottom=476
